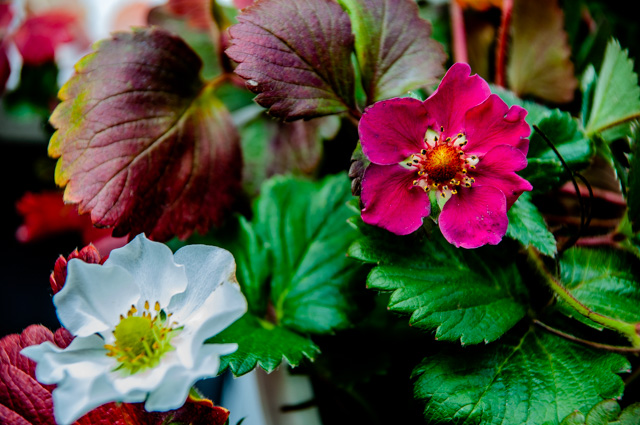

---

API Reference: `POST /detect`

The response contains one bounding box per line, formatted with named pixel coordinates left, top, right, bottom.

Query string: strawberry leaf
left=49, top=28, right=242, bottom=241
left=561, top=400, right=640, bottom=425
left=226, top=0, right=357, bottom=120
left=585, top=39, right=640, bottom=137
left=413, top=327, right=630, bottom=425
left=506, top=192, right=557, bottom=256
left=348, top=219, right=528, bottom=345
left=337, top=0, right=445, bottom=103
left=507, top=0, right=578, bottom=103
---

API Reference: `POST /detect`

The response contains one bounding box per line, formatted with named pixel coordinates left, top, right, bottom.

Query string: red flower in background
left=16, top=191, right=127, bottom=256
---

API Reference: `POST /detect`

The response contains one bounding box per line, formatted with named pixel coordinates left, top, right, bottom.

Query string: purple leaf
left=338, top=0, right=445, bottom=103
left=227, top=0, right=357, bottom=120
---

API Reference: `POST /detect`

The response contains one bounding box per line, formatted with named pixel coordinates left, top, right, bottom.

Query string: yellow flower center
left=105, top=301, right=180, bottom=375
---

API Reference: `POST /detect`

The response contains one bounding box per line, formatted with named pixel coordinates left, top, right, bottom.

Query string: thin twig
left=449, top=0, right=468, bottom=64
left=495, top=0, right=512, bottom=86
left=534, top=320, right=640, bottom=353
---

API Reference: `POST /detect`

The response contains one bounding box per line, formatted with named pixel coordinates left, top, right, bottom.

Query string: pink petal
left=359, top=97, right=429, bottom=165
left=423, top=63, right=490, bottom=138
left=464, top=94, right=530, bottom=155
left=361, top=163, right=430, bottom=235
left=470, top=145, right=533, bottom=208
left=439, top=185, right=507, bottom=249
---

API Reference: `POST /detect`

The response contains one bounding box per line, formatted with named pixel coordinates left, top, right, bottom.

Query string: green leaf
left=557, top=247, right=640, bottom=329
left=349, top=220, right=528, bottom=345
left=507, top=0, right=578, bottom=103
left=210, top=174, right=364, bottom=375
left=226, top=0, right=357, bottom=120
left=507, top=192, right=557, bottom=256
left=491, top=85, right=552, bottom=129
left=586, top=39, right=640, bottom=137
left=210, top=314, right=320, bottom=376
left=413, top=327, right=630, bottom=425
left=254, top=174, right=364, bottom=334
left=561, top=400, right=640, bottom=425
left=522, top=109, right=594, bottom=192
left=336, top=0, right=445, bottom=104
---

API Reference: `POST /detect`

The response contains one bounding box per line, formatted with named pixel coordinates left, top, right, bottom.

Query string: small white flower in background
left=21, top=234, right=247, bottom=425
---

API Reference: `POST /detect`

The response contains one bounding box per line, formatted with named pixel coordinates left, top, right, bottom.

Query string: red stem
left=449, top=1, right=468, bottom=64
left=495, top=0, right=513, bottom=86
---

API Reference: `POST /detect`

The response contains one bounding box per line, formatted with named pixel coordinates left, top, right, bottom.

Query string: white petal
left=144, top=343, right=236, bottom=412
left=21, top=335, right=111, bottom=384
left=55, top=261, right=140, bottom=336
left=20, top=336, right=132, bottom=425
left=170, top=244, right=238, bottom=317
left=174, top=282, right=246, bottom=368
left=105, top=234, right=188, bottom=309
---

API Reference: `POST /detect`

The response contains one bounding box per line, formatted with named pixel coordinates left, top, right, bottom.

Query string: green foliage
left=561, top=400, right=640, bottom=425
left=209, top=174, right=365, bottom=375
left=523, top=109, right=594, bottom=192
left=210, top=314, right=320, bottom=376
left=557, top=248, right=640, bottom=329
left=413, top=327, right=630, bottom=425
left=349, top=218, right=528, bottom=345
left=507, top=192, right=557, bottom=256
left=586, top=40, right=640, bottom=137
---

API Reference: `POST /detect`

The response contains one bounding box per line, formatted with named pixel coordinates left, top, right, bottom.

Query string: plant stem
left=495, top=0, right=513, bottom=86
left=449, top=0, right=468, bottom=64
left=534, top=320, right=640, bottom=353
left=527, top=247, right=640, bottom=347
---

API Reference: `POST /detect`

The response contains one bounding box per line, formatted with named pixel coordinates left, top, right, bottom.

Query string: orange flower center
left=424, top=145, right=464, bottom=184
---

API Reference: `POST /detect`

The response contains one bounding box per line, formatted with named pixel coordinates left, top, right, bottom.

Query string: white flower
left=21, top=234, right=247, bottom=425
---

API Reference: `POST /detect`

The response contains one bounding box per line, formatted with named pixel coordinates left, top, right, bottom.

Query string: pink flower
left=359, top=63, right=532, bottom=248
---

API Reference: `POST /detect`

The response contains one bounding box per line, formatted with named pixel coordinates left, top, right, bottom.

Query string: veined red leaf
left=506, top=0, right=577, bottom=103
left=227, top=0, right=357, bottom=120
left=49, top=27, right=242, bottom=241
left=337, top=0, right=445, bottom=103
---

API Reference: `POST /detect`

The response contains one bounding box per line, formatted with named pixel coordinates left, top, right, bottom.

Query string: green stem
left=527, top=247, right=640, bottom=347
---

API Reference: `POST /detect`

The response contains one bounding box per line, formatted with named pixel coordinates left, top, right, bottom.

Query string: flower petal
left=359, top=97, right=429, bottom=164
left=20, top=336, right=127, bottom=425
left=105, top=234, right=188, bottom=310
left=144, top=344, right=236, bottom=412
left=423, top=62, right=491, bottom=138
left=171, top=281, right=246, bottom=368
left=439, top=185, right=508, bottom=248
left=464, top=94, right=530, bottom=155
left=54, top=261, right=139, bottom=336
left=361, top=164, right=430, bottom=235
left=170, top=245, right=242, bottom=318
left=471, top=145, right=533, bottom=208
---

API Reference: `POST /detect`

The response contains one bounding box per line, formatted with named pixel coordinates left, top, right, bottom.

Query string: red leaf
left=227, top=0, right=357, bottom=120
left=49, top=27, right=242, bottom=241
